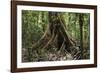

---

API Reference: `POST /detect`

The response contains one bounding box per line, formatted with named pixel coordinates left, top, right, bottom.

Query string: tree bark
left=79, top=14, right=83, bottom=59
left=32, top=12, right=75, bottom=53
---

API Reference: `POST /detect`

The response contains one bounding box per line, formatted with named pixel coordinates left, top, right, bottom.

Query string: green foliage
left=22, top=10, right=48, bottom=48
left=64, top=13, right=90, bottom=41
left=22, top=10, right=90, bottom=62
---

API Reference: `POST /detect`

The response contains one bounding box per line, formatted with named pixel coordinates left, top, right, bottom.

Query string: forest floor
left=22, top=46, right=83, bottom=62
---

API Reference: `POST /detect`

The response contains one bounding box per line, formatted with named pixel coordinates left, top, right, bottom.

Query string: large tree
left=31, top=12, right=81, bottom=60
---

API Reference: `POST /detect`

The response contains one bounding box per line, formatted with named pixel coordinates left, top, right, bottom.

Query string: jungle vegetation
left=22, top=10, right=90, bottom=62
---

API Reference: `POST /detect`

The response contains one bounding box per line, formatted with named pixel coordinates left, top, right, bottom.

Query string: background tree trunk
left=79, top=14, right=83, bottom=59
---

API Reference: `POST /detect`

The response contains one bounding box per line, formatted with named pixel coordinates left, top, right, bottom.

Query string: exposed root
left=32, top=25, right=50, bottom=49
left=59, top=40, right=65, bottom=51
left=42, top=29, right=55, bottom=49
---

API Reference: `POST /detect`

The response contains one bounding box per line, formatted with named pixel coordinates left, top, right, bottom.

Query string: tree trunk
left=32, top=12, right=76, bottom=53
left=79, top=14, right=83, bottom=59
